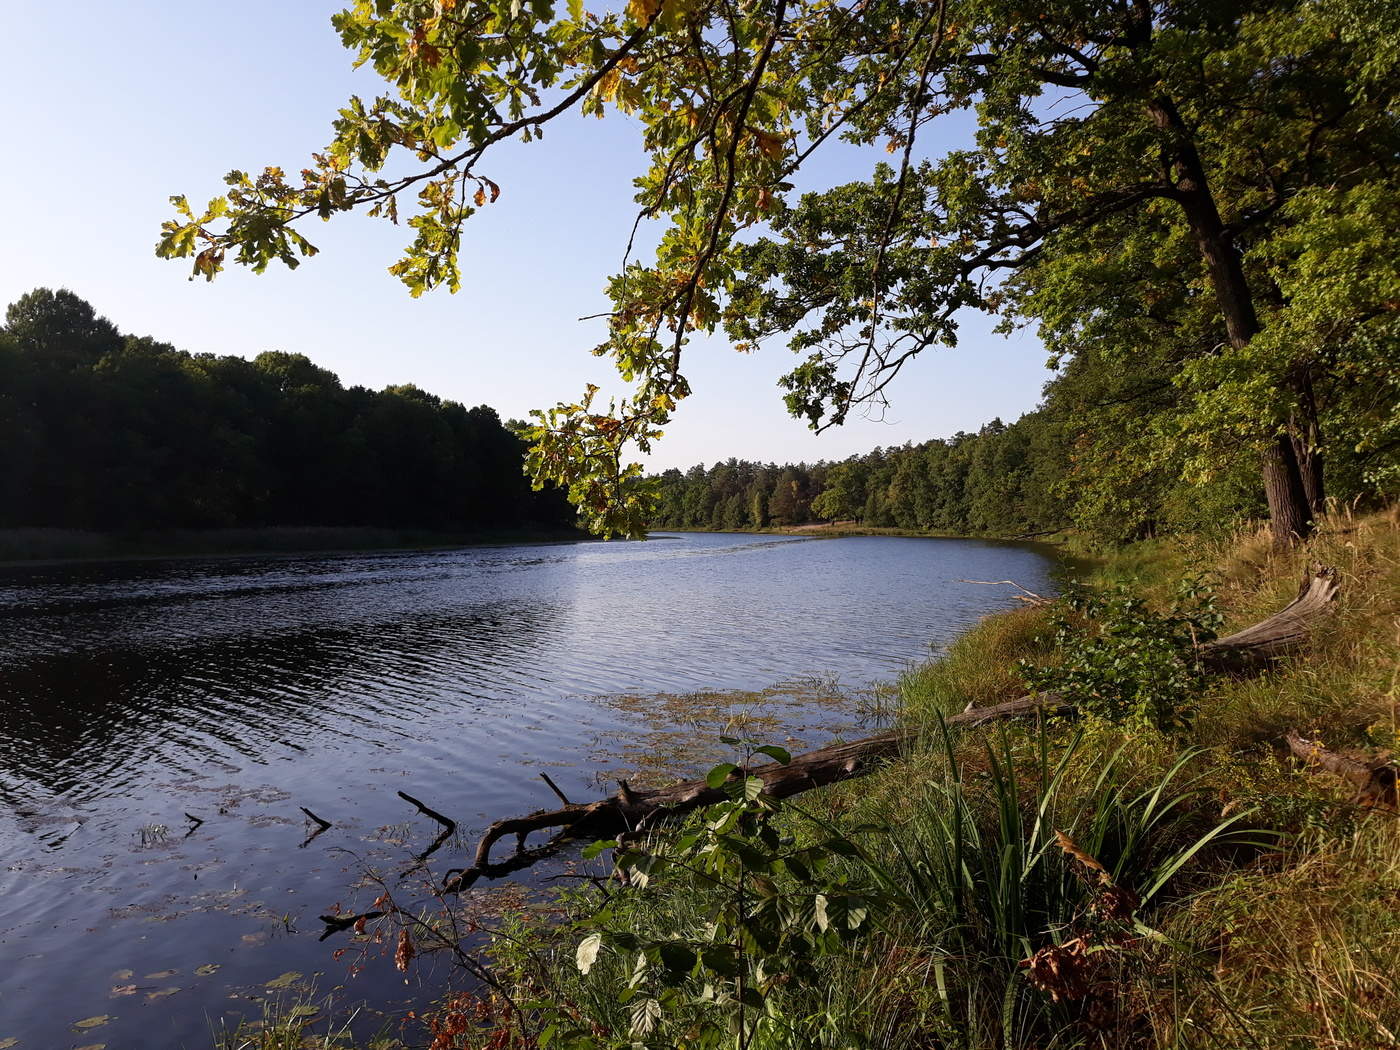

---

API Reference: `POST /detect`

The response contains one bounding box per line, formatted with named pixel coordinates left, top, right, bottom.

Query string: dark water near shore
left=0, top=532, right=1055, bottom=1048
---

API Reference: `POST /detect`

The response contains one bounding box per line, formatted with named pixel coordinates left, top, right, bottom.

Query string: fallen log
left=441, top=571, right=1336, bottom=892
left=444, top=691, right=1071, bottom=891
left=1285, top=730, right=1397, bottom=809
left=1201, top=566, right=1338, bottom=671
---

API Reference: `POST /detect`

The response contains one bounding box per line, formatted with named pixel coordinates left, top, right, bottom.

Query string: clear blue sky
left=2, top=1, right=1052, bottom=470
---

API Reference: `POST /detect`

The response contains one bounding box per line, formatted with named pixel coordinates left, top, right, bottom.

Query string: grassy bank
left=0, top=525, right=589, bottom=566
left=234, top=508, right=1400, bottom=1049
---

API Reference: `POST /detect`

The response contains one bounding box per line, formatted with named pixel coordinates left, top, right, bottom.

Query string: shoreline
left=648, top=520, right=1071, bottom=543
left=0, top=524, right=591, bottom=569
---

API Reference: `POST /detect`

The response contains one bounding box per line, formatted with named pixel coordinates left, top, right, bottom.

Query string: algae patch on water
left=587, top=674, right=889, bottom=788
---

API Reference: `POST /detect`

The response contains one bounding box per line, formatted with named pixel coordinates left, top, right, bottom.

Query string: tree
left=157, top=0, right=1399, bottom=542
left=5, top=288, right=121, bottom=370
left=0, top=289, right=576, bottom=535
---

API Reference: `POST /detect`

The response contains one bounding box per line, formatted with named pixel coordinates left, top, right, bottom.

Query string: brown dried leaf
left=395, top=929, right=416, bottom=973
left=1055, top=830, right=1111, bottom=885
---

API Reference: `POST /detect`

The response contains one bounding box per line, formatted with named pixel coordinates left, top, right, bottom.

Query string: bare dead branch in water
left=960, top=579, right=1052, bottom=606
left=299, top=806, right=333, bottom=847
left=318, top=909, right=386, bottom=941
left=427, top=567, right=1339, bottom=891
left=539, top=771, right=572, bottom=806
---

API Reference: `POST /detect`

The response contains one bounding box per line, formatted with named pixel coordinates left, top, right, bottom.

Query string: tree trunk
left=1145, top=96, right=1313, bottom=545
left=1263, top=434, right=1313, bottom=545
left=1292, top=372, right=1327, bottom=516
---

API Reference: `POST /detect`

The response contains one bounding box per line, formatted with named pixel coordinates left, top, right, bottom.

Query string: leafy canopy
left=158, top=0, right=1398, bottom=534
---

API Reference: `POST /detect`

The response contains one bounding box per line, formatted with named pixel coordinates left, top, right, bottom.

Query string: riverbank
left=0, top=524, right=590, bottom=566
left=651, top=519, right=1070, bottom=543
left=232, top=508, right=1400, bottom=1049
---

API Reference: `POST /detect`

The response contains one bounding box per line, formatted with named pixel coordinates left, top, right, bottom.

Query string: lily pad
left=72, top=1016, right=112, bottom=1031
left=109, top=985, right=137, bottom=997
left=0, top=1037, right=18, bottom=1048
left=287, top=1005, right=319, bottom=1019
left=146, top=987, right=180, bottom=1002
left=144, top=969, right=177, bottom=980
left=264, top=971, right=302, bottom=989
left=75, top=1045, right=107, bottom=1050
left=110, top=969, right=134, bottom=981
left=194, top=964, right=221, bottom=976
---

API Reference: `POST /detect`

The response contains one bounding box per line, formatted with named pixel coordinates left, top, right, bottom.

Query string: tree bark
left=1292, top=372, right=1327, bottom=516
left=1285, top=731, right=1396, bottom=809
left=1199, top=565, right=1338, bottom=671
left=1145, top=95, right=1313, bottom=546
left=1262, top=434, right=1313, bottom=546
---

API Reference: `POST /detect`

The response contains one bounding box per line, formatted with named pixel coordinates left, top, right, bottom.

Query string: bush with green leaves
left=539, top=741, right=885, bottom=1049
left=1021, top=578, right=1223, bottom=733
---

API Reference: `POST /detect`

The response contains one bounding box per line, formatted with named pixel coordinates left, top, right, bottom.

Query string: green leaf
left=753, top=745, right=791, bottom=765
left=581, top=838, right=617, bottom=860
left=705, top=763, right=739, bottom=789
left=657, top=942, right=696, bottom=975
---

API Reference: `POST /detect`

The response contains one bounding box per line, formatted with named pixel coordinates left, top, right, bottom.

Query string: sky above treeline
left=3, top=0, right=1051, bottom=470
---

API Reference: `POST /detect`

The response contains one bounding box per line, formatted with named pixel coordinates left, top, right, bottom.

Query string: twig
left=539, top=771, right=572, bottom=806
left=398, top=790, right=457, bottom=832
left=299, top=806, right=333, bottom=848
left=318, top=910, right=386, bottom=941
left=960, top=579, right=1051, bottom=605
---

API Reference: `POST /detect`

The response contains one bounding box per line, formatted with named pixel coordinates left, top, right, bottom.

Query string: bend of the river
left=0, top=532, right=1058, bottom=1049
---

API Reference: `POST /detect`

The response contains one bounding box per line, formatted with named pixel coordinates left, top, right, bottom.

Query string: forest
left=0, top=288, right=574, bottom=536
left=650, top=338, right=1393, bottom=540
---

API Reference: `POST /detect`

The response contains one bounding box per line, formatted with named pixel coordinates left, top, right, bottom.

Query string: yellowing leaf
left=72, top=1016, right=112, bottom=1030
left=576, top=932, right=602, bottom=973
left=626, top=0, right=660, bottom=21
left=264, top=971, right=302, bottom=989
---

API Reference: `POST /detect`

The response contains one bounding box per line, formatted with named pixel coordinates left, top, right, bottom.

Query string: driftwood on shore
left=442, top=692, right=1072, bottom=891
left=437, top=567, right=1338, bottom=893
left=1285, top=730, right=1397, bottom=809
left=1200, top=566, right=1338, bottom=671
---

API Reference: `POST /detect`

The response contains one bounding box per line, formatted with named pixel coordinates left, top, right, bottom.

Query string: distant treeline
left=650, top=415, right=1070, bottom=537
left=0, top=289, right=574, bottom=533
left=652, top=326, right=1391, bottom=541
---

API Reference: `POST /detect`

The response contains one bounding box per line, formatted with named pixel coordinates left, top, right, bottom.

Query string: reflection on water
left=0, top=532, right=1055, bottom=1047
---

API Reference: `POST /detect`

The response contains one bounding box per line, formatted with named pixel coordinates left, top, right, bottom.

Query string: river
left=0, top=532, right=1057, bottom=1048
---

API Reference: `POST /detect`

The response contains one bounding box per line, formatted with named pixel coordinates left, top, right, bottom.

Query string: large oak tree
left=159, top=0, right=1398, bottom=542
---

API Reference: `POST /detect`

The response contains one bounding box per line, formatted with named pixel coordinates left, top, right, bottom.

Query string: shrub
left=1021, top=578, right=1223, bottom=733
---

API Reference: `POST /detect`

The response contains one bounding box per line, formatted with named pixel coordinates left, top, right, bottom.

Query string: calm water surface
left=0, top=532, right=1056, bottom=1048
